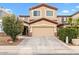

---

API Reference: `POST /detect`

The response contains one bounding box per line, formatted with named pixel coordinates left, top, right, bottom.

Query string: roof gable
left=29, top=18, right=58, bottom=24
left=29, top=3, right=58, bottom=10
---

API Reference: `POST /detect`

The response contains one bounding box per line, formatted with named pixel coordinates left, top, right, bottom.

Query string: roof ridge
left=29, top=3, right=58, bottom=10
left=57, top=11, right=79, bottom=17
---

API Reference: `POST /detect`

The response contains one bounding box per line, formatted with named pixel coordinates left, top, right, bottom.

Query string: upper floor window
left=33, top=11, right=40, bottom=16
left=46, top=11, right=53, bottom=16
left=62, top=17, right=67, bottom=24
left=63, top=17, right=67, bottom=21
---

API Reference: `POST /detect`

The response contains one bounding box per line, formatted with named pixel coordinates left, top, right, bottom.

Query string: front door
left=22, top=26, right=29, bottom=36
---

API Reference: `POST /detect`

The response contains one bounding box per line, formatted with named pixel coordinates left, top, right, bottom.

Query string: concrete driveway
left=19, top=37, right=69, bottom=49
left=17, top=36, right=74, bottom=54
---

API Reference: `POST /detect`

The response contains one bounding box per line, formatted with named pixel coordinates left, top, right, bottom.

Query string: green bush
left=2, top=15, right=24, bottom=42
left=57, top=28, right=66, bottom=42
left=57, top=28, right=77, bottom=43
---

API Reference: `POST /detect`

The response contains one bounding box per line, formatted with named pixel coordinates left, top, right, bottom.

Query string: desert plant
left=2, top=15, right=24, bottom=42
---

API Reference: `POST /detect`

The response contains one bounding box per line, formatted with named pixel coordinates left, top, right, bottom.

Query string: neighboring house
left=19, top=4, right=79, bottom=37
left=57, top=11, right=79, bottom=27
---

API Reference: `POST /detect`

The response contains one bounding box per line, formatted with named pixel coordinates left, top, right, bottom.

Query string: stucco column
left=54, top=26, right=57, bottom=36
left=28, top=26, right=32, bottom=36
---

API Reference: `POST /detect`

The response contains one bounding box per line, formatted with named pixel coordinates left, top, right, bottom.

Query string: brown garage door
left=32, top=26, right=55, bottom=37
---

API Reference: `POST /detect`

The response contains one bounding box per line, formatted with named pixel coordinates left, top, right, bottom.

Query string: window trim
left=33, top=10, right=40, bottom=16
left=46, top=11, right=53, bottom=16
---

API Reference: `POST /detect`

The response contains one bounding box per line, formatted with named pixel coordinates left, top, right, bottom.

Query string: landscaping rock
left=72, top=39, right=79, bottom=46
left=8, top=41, right=13, bottom=44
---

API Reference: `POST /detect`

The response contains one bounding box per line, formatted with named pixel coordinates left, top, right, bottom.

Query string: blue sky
left=0, top=3, right=79, bottom=16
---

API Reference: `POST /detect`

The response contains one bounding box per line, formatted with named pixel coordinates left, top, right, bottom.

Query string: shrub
left=66, top=28, right=77, bottom=43
left=2, top=15, right=24, bottom=42
left=57, top=28, right=66, bottom=42
left=57, top=28, right=77, bottom=43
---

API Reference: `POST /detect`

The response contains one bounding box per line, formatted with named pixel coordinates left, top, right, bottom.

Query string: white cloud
left=0, top=8, right=13, bottom=14
left=76, top=6, right=79, bottom=8
left=71, top=9, right=76, bottom=11
left=5, top=8, right=13, bottom=13
left=61, top=10, right=69, bottom=13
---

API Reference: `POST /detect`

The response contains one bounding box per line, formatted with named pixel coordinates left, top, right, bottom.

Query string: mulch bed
left=0, top=36, right=23, bottom=46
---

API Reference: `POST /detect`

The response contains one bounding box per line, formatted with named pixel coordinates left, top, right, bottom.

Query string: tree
left=76, top=18, right=79, bottom=25
left=67, top=18, right=79, bottom=38
left=75, top=18, right=79, bottom=37
left=2, top=15, right=24, bottom=42
left=67, top=17, right=73, bottom=26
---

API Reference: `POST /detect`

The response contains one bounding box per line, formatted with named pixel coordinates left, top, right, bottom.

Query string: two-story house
left=19, top=4, right=79, bottom=37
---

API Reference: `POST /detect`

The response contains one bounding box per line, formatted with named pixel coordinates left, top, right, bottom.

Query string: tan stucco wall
left=29, top=6, right=57, bottom=21
left=19, top=17, right=30, bottom=22
left=57, top=17, right=70, bottom=24
left=23, top=23, right=29, bottom=26
left=72, top=13, right=79, bottom=19
left=57, top=17, right=63, bottom=24
left=71, top=13, right=79, bottom=23
left=30, top=20, right=57, bottom=27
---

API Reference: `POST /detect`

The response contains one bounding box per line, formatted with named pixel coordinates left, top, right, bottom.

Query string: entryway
left=22, top=26, right=29, bottom=36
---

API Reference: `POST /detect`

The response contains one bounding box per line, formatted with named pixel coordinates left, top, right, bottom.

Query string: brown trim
left=57, top=24, right=64, bottom=27
left=19, top=15, right=30, bottom=17
left=57, top=15, right=71, bottom=17
left=24, top=21, right=29, bottom=24
left=29, top=18, right=58, bottom=24
left=71, top=11, right=79, bottom=16
left=24, top=18, right=63, bottom=27
left=29, top=3, right=58, bottom=10
left=57, top=11, right=79, bottom=17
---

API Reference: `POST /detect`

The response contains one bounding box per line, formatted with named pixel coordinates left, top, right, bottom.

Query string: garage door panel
left=32, top=27, right=55, bottom=37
